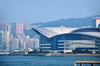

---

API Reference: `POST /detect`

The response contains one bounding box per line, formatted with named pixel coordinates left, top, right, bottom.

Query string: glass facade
left=50, top=33, right=100, bottom=52
left=64, top=40, right=95, bottom=51
left=0, top=33, right=3, bottom=45
left=32, top=27, right=100, bottom=52
left=92, top=19, right=96, bottom=28
left=98, top=24, right=100, bottom=28
left=75, top=47, right=98, bottom=50
left=39, top=34, right=51, bottom=51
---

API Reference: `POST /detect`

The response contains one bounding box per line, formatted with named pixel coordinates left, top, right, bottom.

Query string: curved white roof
left=32, top=27, right=78, bottom=38
left=70, top=28, right=100, bottom=38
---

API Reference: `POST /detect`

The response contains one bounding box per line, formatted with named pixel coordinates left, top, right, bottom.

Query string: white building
left=92, top=17, right=100, bottom=28
left=34, top=38, right=39, bottom=50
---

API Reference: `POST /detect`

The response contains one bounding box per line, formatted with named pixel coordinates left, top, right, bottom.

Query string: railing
left=74, top=60, right=100, bottom=66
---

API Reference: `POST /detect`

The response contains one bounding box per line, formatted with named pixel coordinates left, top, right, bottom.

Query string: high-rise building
left=0, top=22, right=7, bottom=31
left=29, top=38, right=34, bottom=48
left=4, top=31, right=10, bottom=40
left=92, top=17, right=100, bottom=28
left=0, top=31, right=3, bottom=45
left=21, top=41, right=28, bottom=50
left=7, top=24, right=11, bottom=34
left=11, top=22, right=24, bottom=37
left=34, top=38, right=39, bottom=50
left=3, top=31, right=10, bottom=51
left=22, top=36, right=30, bottom=49
left=0, top=31, right=3, bottom=51
left=10, top=39, right=19, bottom=51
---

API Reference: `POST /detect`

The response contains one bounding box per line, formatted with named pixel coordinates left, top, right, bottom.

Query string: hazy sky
left=0, top=0, right=100, bottom=24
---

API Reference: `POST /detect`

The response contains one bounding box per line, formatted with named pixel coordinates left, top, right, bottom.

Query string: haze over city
left=1, top=1, right=100, bottom=66
left=1, top=0, right=100, bottom=24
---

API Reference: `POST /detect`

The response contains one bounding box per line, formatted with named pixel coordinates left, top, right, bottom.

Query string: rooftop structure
left=32, top=27, right=78, bottom=38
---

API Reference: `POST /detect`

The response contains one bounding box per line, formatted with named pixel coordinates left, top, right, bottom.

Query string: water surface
left=0, top=56, right=100, bottom=66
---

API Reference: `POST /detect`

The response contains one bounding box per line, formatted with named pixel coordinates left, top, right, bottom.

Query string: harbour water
left=0, top=56, right=100, bottom=66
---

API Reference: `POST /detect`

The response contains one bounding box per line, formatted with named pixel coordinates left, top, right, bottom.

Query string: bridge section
left=74, top=61, right=100, bottom=66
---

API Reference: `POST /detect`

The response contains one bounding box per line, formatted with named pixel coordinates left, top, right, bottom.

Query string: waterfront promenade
left=1, top=53, right=100, bottom=56
left=13, top=53, right=100, bottom=56
left=45, top=53, right=100, bottom=56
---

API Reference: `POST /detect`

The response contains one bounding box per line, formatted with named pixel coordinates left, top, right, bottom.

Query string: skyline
left=1, top=0, right=100, bottom=24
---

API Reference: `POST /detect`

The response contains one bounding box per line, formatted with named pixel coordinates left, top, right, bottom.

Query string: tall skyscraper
left=3, top=31, right=10, bottom=51
left=11, top=22, right=24, bottom=37
left=7, top=24, right=11, bottom=34
left=92, top=17, right=100, bottom=28
left=0, top=31, right=3, bottom=45
left=0, top=22, right=7, bottom=31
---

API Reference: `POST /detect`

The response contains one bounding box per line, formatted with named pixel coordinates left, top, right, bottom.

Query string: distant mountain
left=31, top=15, right=100, bottom=27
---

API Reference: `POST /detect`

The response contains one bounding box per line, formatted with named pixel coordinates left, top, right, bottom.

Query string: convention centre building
left=32, top=27, right=100, bottom=53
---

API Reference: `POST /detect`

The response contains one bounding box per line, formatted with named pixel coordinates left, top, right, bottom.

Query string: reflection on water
left=0, top=56, right=100, bottom=66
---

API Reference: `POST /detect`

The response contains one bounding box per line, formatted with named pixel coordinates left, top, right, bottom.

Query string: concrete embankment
left=45, top=53, right=100, bottom=56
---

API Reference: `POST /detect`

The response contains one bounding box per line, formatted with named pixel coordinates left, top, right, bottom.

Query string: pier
left=74, top=61, right=100, bottom=66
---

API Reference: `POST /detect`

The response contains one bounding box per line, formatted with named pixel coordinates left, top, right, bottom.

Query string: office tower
left=0, top=31, right=3, bottom=45
left=20, top=35, right=30, bottom=50
left=22, top=36, right=30, bottom=49
left=19, top=39, right=23, bottom=50
left=0, top=22, right=7, bottom=31
left=92, top=17, right=100, bottom=28
left=34, top=38, right=39, bottom=50
left=10, top=39, right=19, bottom=51
left=3, top=31, right=10, bottom=51
left=7, top=24, right=11, bottom=34
left=29, top=38, right=34, bottom=48
left=11, top=22, right=24, bottom=37
left=4, top=31, right=10, bottom=40
left=6, top=44, right=10, bottom=52
left=21, top=41, right=28, bottom=50
left=0, top=31, right=3, bottom=51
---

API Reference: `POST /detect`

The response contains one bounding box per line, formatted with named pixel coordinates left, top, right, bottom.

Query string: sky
left=0, top=0, right=100, bottom=24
